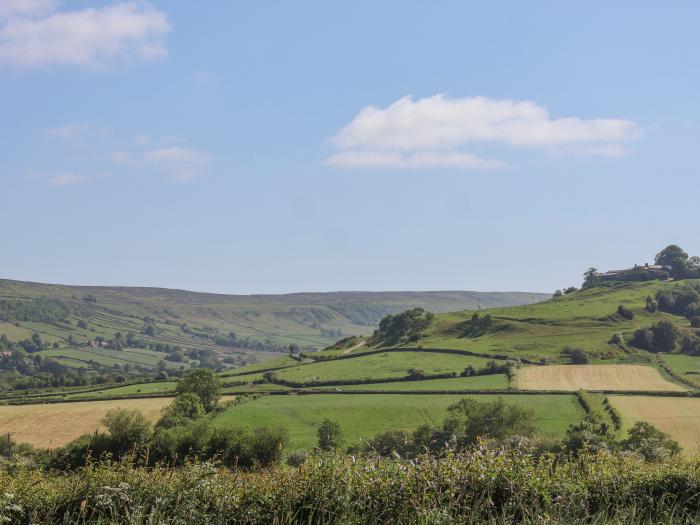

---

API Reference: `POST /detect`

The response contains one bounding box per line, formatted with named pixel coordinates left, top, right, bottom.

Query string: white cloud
left=0, top=0, right=56, bottom=19
left=109, top=143, right=211, bottom=181
left=45, top=172, right=84, bottom=186
left=0, top=1, right=171, bottom=68
left=326, top=95, right=640, bottom=169
left=46, top=122, right=95, bottom=143
left=325, top=151, right=504, bottom=170
left=195, top=70, right=215, bottom=84
left=142, top=146, right=210, bottom=180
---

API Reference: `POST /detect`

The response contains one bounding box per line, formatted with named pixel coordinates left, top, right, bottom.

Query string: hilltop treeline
left=574, top=244, right=700, bottom=292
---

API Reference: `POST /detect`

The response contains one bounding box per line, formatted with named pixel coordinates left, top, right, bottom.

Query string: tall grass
left=2, top=447, right=700, bottom=524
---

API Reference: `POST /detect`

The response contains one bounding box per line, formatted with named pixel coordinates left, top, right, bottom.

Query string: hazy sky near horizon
left=2, top=1, right=699, bottom=295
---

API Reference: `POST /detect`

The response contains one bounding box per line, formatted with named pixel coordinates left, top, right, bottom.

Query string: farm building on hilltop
left=599, top=263, right=671, bottom=283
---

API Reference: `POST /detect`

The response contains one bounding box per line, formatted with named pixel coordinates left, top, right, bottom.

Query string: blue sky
left=1, top=1, right=698, bottom=294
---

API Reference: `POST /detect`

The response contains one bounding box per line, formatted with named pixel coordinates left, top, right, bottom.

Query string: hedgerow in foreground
left=2, top=448, right=700, bottom=524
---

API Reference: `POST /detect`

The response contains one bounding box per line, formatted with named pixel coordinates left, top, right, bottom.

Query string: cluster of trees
left=460, top=312, right=495, bottom=337
left=562, top=346, right=590, bottom=364
left=580, top=245, right=700, bottom=290
left=190, top=328, right=288, bottom=354
left=631, top=321, right=679, bottom=353
left=356, top=398, right=679, bottom=463
left=370, top=308, right=434, bottom=346
left=655, top=282, right=700, bottom=321
left=553, top=287, right=578, bottom=297
left=654, top=245, right=700, bottom=280
left=461, top=359, right=518, bottom=378
left=617, top=304, right=635, bottom=320
left=46, top=369, right=288, bottom=470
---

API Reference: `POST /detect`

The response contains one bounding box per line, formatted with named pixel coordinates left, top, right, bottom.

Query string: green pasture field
left=66, top=381, right=177, bottom=398
left=274, top=351, right=494, bottom=383
left=38, top=347, right=187, bottom=370
left=213, top=393, right=584, bottom=450
left=221, top=383, right=291, bottom=393
left=665, top=354, right=700, bottom=378
left=325, top=374, right=509, bottom=391
left=220, top=355, right=299, bottom=376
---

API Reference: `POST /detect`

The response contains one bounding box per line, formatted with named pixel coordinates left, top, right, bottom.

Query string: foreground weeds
left=2, top=448, right=700, bottom=524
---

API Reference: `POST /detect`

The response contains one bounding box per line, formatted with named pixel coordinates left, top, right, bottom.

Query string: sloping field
left=517, top=365, right=685, bottom=392
left=213, top=393, right=584, bottom=449
left=276, top=351, right=492, bottom=383
left=0, top=398, right=174, bottom=448
left=609, top=396, right=700, bottom=454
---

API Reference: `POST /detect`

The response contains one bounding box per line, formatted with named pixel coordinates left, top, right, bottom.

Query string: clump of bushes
left=461, top=312, right=495, bottom=337
left=459, top=359, right=516, bottom=378
left=617, top=304, right=635, bottom=320
left=646, top=296, right=658, bottom=313
left=631, top=321, right=679, bottom=353
left=562, top=346, right=589, bottom=364
left=655, top=282, right=700, bottom=320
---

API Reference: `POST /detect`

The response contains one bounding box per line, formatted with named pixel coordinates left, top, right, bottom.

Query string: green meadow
left=213, top=393, right=584, bottom=450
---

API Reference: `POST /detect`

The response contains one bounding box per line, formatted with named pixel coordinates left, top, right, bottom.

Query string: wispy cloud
left=41, top=124, right=211, bottom=183
left=326, top=95, right=640, bottom=170
left=109, top=138, right=210, bottom=181
left=45, top=172, right=85, bottom=187
left=45, top=122, right=98, bottom=143
left=0, top=0, right=56, bottom=19
left=142, top=146, right=210, bottom=180
left=325, top=151, right=504, bottom=170
left=194, top=70, right=215, bottom=84
left=0, top=1, right=171, bottom=69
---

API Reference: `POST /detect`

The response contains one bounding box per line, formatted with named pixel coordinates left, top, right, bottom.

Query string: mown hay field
left=609, top=395, right=700, bottom=454
left=0, top=396, right=230, bottom=448
left=517, top=364, right=685, bottom=392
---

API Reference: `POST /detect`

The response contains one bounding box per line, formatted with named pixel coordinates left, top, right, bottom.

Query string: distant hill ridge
left=0, top=278, right=550, bottom=351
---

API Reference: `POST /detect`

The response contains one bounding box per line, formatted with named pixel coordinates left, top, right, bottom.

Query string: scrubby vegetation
left=2, top=427, right=696, bottom=523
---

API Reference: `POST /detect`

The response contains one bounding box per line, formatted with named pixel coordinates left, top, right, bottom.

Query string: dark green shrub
left=617, top=304, right=634, bottom=320
left=646, top=296, right=658, bottom=313
left=317, top=418, right=343, bottom=450
left=562, top=346, right=589, bottom=364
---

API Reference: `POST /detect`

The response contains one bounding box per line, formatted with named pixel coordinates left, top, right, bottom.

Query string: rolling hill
left=0, top=278, right=548, bottom=353
left=7, top=278, right=700, bottom=454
